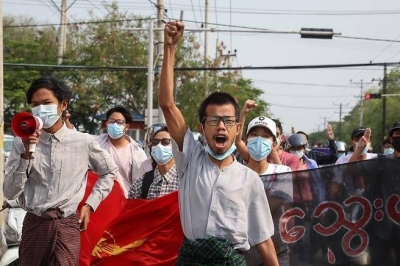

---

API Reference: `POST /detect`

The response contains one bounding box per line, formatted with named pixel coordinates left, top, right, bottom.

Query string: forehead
left=108, top=112, right=125, bottom=120
left=154, top=130, right=170, bottom=139
left=392, top=130, right=400, bottom=136
left=31, top=88, right=58, bottom=103
left=205, top=103, right=235, bottom=116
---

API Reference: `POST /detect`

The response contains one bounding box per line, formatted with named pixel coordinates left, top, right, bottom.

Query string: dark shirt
left=306, top=140, right=338, bottom=166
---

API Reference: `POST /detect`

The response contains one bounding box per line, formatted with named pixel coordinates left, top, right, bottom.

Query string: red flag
left=91, top=191, right=183, bottom=266
left=79, top=171, right=126, bottom=266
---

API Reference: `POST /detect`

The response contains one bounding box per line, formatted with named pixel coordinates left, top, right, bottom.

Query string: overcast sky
left=5, top=0, right=400, bottom=137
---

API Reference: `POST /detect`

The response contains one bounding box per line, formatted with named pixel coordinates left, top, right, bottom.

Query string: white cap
left=246, top=116, right=276, bottom=137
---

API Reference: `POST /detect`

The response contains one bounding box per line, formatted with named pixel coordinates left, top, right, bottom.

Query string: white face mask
left=32, top=104, right=60, bottom=129
left=290, top=149, right=304, bottom=159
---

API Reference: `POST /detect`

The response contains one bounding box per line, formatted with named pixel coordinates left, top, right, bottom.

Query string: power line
left=268, top=103, right=337, bottom=110
left=3, top=18, right=150, bottom=28
left=4, top=61, right=400, bottom=71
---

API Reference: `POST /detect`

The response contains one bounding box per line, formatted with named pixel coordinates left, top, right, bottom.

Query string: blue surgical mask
left=356, top=142, right=370, bottom=155
left=205, top=143, right=236, bottom=161
left=107, top=123, right=125, bottom=139
left=151, top=144, right=173, bottom=165
left=383, top=147, right=394, bottom=155
left=290, top=150, right=304, bottom=159
left=247, top=137, right=272, bottom=161
left=32, top=104, right=60, bottom=129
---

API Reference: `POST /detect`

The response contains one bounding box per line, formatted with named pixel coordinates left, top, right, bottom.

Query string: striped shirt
left=128, top=164, right=178, bottom=200
left=4, top=124, right=118, bottom=217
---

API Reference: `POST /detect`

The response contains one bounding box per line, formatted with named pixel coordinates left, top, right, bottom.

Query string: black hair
left=272, top=119, right=283, bottom=135
left=382, top=137, right=392, bottom=146
left=198, top=92, right=240, bottom=123
left=26, top=76, right=72, bottom=104
left=106, top=106, right=133, bottom=124
left=296, top=131, right=309, bottom=141
left=153, top=126, right=169, bottom=139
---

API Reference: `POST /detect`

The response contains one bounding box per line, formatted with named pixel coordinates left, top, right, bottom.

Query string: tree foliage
left=4, top=2, right=270, bottom=137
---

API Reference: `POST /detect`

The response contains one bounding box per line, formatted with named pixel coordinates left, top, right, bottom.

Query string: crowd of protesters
left=3, top=21, right=400, bottom=266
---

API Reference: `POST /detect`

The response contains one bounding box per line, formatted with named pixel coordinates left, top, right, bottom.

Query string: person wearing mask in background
left=385, top=122, right=400, bottom=158
left=79, top=106, right=153, bottom=266
left=160, top=21, right=279, bottom=266
left=235, top=100, right=299, bottom=171
left=95, top=106, right=153, bottom=198
left=287, top=133, right=325, bottom=264
left=129, top=126, right=178, bottom=199
left=296, top=124, right=338, bottom=166
left=235, top=114, right=293, bottom=266
left=335, top=141, right=347, bottom=159
left=4, top=76, right=118, bottom=266
left=381, top=137, right=394, bottom=156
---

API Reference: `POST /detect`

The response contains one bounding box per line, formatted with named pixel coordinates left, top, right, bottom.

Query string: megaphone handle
left=29, top=143, right=36, bottom=153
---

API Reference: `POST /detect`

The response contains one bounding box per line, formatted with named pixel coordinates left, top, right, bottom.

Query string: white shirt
left=172, top=129, right=274, bottom=251
left=260, top=164, right=293, bottom=203
left=333, top=152, right=378, bottom=184
left=335, top=152, right=378, bottom=165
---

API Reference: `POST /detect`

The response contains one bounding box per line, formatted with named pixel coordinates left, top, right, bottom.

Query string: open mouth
left=214, top=135, right=227, bottom=148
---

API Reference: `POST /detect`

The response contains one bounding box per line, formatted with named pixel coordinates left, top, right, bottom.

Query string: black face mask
left=392, top=137, right=400, bottom=152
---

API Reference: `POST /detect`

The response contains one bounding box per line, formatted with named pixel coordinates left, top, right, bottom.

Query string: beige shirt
left=4, top=124, right=118, bottom=217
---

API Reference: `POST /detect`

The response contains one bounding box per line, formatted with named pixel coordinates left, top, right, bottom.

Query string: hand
left=62, top=110, right=71, bottom=122
left=356, top=128, right=371, bottom=150
left=21, top=131, right=41, bottom=158
left=241, top=100, right=257, bottom=115
left=164, top=21, right=185, bottom=47
left=326, top=124, right=335, bottom=140
left=2, top=200, right=10, bottom=210
left=79, top=204, right=93, bottom=231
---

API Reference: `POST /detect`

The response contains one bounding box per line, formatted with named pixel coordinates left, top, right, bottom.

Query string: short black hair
left=26, top=76, right=72, bottom=104
left=296, top=131, right=309, bottom=141
left=106, top=106, right=133, bottom=124
left=153, top=126, right=169, bottom=139
left=198, top=92, right=239, bottom=123
left=382, top=137, right=392, bottom=146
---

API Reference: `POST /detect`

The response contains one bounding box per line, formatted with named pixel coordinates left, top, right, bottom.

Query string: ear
left=197, top=123, right=204, bottom=135
left=236, top=123, right=242, bottom=136
left=61, top=100, right=68, bottom=111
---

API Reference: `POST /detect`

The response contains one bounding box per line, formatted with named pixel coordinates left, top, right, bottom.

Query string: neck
left=43, top=119, right=63, bottom=134
left=208, top=154, right=234, bottom=169
left=109, top=135, right=129, bottom=148
left=247, top=159, right=269, bottom=175
left=158, top=159, right=175, bottom=176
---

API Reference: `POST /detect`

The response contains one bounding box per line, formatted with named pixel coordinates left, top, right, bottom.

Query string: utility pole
left=320, top=116, right=328, bottom=129
left=382, top=64, right=387, bottom=139
left=350, top=79, right=372, bottom=127
left=204, top=0, right=209, bottom=96
left=334, top=103, right=349, bottom=140
left=0, top=0, right=5, bottom=205
left=57, top=0, right=67, bottom=65
left=156, top=0, right=165, bottom=123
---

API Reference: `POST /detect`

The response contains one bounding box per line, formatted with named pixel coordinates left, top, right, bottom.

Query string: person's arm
left=348, top=128, right=371, bottom=163
left=255, top=239, right=279, bottom=266
left=159, top=22, right=187, bottom=151
left=268, top=142, right=282, bottom=165
left=3, top=134, right=39, bottom=199
left=235, top=100, right=257, bottom=162
left=86, top=138, right=118, bottom=211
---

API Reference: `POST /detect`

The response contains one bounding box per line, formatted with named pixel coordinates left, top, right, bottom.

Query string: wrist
left=84, top=203, right=94, bottom=212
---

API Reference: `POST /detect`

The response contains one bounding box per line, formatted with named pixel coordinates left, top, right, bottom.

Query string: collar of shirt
left=154, top=164, right=177, bottom=184
left=40, top=123, right=68, bottom=143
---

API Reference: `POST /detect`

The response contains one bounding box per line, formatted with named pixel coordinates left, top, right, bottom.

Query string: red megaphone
left=11, top=112, right=43, bottom=153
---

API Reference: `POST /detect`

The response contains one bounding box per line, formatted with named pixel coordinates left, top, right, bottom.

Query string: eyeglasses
left=151, top=138, right=171, bottom=146
left=108, top=119, right=126, bottom=125
left=203, top=116, right=237, bottom=126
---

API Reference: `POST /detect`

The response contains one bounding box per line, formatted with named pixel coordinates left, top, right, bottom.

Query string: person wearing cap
left=235, top=101, right=293, bottom=266
left=235, top=100, right=300, bottom=171
left=128, top=126, right=178, bottom=199
left=335, top=127, right=378, bottom=165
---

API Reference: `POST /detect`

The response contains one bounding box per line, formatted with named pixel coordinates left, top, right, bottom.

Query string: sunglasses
left=151, top=138, right=171, bottom=146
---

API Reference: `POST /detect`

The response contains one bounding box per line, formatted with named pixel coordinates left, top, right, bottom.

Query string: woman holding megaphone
left=4, top=76, right=118, bottom=266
